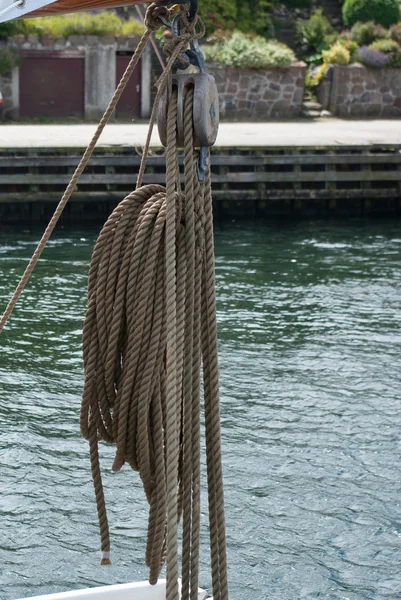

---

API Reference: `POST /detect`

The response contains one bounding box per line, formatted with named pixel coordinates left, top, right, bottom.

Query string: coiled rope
left=0, top=5, right=228, bottom=600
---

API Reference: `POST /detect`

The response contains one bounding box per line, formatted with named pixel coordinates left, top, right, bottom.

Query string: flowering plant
left=355, top=46, right=391, bottom=68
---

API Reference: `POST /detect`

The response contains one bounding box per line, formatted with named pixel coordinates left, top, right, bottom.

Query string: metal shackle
left=157, top=73, right=219, bottom=148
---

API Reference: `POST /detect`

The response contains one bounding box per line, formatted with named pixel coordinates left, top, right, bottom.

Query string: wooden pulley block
left=158, top=73, right=219, bottom=148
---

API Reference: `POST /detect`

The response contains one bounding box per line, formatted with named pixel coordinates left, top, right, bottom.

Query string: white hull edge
left=0, top=0, right=56, bottom=23
left=17, top=580, right=209, bottom=600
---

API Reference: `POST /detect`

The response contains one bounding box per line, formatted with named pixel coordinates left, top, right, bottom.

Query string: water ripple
left=0, top=222, right=400, bottom=600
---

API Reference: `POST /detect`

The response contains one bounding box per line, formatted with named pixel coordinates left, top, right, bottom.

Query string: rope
left=81, top=84, right=228, bottom=600
left=0, top=2, right=169, bottom=335
left=0, top=7, right=228, bottom=599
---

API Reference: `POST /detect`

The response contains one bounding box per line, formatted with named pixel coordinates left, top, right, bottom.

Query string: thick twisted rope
left=81, top=87, right=228, bottom=600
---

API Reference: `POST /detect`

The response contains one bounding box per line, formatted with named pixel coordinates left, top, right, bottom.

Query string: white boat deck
left=18, top=580, right=208, bottom=600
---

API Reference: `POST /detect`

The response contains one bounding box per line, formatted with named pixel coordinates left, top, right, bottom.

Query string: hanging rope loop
left=82, top=85, right=227, bottom=600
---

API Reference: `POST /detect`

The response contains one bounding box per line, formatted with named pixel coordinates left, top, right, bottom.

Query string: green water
left=1, top=222, right=401, bottom=600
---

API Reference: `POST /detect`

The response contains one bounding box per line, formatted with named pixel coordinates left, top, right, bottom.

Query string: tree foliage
left=199, top=0, right=273, bottom=37
left=343, top=0, right=400, bottom=28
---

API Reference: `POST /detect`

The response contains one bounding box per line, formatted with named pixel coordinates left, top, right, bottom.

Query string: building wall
left=1, top=34, right=150, bottom=120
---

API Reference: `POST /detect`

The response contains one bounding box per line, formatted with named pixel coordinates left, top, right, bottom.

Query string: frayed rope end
left=100, top=551, right=112, bottom=565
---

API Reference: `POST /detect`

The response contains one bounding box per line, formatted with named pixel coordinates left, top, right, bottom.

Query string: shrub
left=0, top=46, right=20, bottom=75
left=343, top=0, right=400, bottom=28
left=305, top=62, right=326, bottom=87
left=350, top=21, right=388, bottom=46
left=199, top=0, right=272, bottom=37
left=338, top=37, right=359, bottom=55
left=0, top=21, right=25, bottom=39
left=370, top=38, right=401, bottom=66
left=20, top=12, right=144, bottom=37
left=235, top=0, right=272, bottom=37
left=323, top=43, right=351, bottom=64
left=389, top=24, right=401, bottom=44
left=204, top=30, right=296, bottom=68
left=355, top=45, right=391, bottom=67
left=296, top=10, right=335, bottom=52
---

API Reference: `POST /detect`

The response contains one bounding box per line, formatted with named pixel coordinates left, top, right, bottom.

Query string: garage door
left=19, top=50, right=85, bottom=119
left=116, top=53, right=141, bottom=118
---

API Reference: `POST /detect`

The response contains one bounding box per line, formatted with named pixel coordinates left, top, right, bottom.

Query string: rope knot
left=163, top=14, right=206, bottom=69
left=145, top=3, right=171, bottom=31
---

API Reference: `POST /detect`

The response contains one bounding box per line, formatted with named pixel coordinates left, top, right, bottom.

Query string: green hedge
left=0, top=11, right=144, bottom=39
left=343, top=0, right=400, bottom=28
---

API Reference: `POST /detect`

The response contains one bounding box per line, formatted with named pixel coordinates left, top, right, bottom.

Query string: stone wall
left=1, top=35, right=151, bottom=120
left=207, top=62, right=306, bottom=120
left=319, top=64, right=401, bottom=118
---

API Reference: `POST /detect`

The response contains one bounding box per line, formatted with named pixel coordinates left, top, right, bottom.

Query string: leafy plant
left=337, top=36, right=359, bottom=55
left=323, top=43, right=351, bottom=64
left=355, top=45, right=391, bottom=67
left=19, top=12, right=144, bottom=38
left=370, top=38, right=401, bottom=66
left=199, top=0, right=272, bottom=37
left=305, top=62, right=326, bottom=88
left=343, top=0, right=400, bottom=28
left=350, top=21, right=388, bottom=45
left=389, top=24, right=401, bottom=44
left=120, top=19, right=146, bottom=36
left=296, top=10, right=335, bottom=53
left=204, top=30, right=295, bottom=68
left=237, top=0, right=272, bottom=36
left=0, top=46, right=20, bottom=75
left=0, top=21, right=25, bottom=39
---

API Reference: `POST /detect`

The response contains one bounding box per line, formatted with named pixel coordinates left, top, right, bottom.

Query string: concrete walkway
left=1, top=120, right=401, bottom=148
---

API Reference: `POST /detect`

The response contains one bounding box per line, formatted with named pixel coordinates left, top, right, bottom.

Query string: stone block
left=271, top=100, right=290, bottom=117
left=351, top=85, right=364, bottom=96
left=267, top=71, right=280, bottom=83
left=238, top=77, right=250, bottom=91
left=294, top=89, right=303, bottom=104
left=247, top=92, right=260, bottom=102
left=360, top=91, right=371, bottom=103
left=281, top=73, right=294, bottom=85
left=250, top=78, right=263, bottom=93
left=255, top=101, right=270, bottom=116
left=227, top=82, right=238, bottom=94
left=262, top=89, right=279, bottom=101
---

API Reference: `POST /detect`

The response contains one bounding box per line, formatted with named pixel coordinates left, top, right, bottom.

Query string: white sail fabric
left=0, top=0, right=56, bottom=23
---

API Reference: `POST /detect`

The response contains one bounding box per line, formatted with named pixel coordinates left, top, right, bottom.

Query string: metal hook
left=188, top=0, right=198, bottom=22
